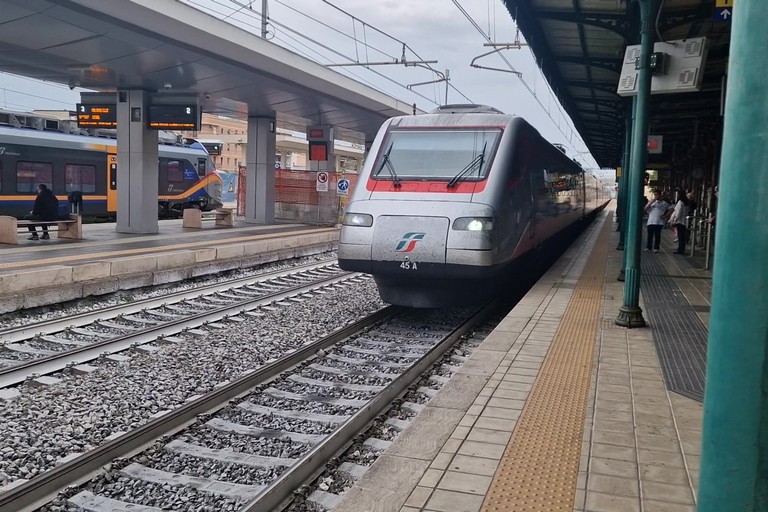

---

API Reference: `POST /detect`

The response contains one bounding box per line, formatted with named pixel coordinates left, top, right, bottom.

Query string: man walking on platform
left=644, top=190, right=671, bottom=253
left=25, top=184, right=59, bottom=240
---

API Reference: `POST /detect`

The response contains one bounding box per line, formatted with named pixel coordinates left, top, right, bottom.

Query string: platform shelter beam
left=244, top=116, right=276, bottom=224
left=116, top=90, right=159, bottom=234
left=699, top=2, right=768, bottom=510
left=615, top=0, right=656, bottom=328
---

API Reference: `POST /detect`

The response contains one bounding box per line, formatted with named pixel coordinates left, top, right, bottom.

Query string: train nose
left=372, top=216, right=449, bottom=264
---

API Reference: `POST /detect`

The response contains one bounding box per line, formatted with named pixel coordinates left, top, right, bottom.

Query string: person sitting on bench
left=25, top=184, right=60, bottom=240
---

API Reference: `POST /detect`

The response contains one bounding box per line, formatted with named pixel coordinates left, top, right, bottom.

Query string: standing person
left=25, top=184, right=59, bottom=240
left=670, top=192, right=690, bottom=255
left=644, top=191, right=671, bottom=253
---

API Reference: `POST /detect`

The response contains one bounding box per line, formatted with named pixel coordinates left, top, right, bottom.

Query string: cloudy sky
left=0, top=0, right=599, bottom=170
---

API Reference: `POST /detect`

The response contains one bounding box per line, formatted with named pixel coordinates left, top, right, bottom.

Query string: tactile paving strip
left=480, top=218, right=611, bottom=512
left=640, top=256, right=708, bottom=402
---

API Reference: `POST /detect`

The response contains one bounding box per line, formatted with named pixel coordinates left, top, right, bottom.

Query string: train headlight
left=342, top=212, right=374, bottom=227
left=453, top=217, right=494, bottom=231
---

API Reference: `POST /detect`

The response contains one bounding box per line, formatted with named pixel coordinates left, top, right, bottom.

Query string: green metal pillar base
left=617, top=269, right=625, bottom=282
left=615, top=305, right=645, bottom=328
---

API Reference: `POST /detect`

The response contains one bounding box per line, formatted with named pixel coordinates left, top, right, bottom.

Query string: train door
left=107, top=151, right=117, bottom=213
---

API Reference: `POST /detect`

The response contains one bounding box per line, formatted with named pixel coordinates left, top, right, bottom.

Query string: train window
left=16, top=161, right=53, bottom=193
left=65, top=164, right=97, bottom=193
left=374, top=129, right=500, bottom=180
left=197, top=158, right=208, bottom=177
left=164, top=160, right=184, bottom=183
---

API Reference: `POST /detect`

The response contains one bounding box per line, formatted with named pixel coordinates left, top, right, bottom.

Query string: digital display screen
left=147, top=104, right=200, bottom=130
left=76, top=104, right=117, bottom=128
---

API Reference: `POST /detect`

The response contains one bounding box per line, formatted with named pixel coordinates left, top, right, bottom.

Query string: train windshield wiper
left=447, top=141, right=488, bottom=188
left=377, top=143, right=401, bottom=187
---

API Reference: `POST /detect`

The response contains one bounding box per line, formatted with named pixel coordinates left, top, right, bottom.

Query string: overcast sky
left=0, top=0, right=600, bottom=170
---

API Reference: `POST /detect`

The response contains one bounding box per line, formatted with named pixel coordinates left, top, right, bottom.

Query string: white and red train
left=338, top=104, right=608, bottom=307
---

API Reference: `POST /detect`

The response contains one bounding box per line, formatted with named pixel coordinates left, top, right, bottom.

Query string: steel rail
left=0, top=271, right=360, bottom=388
left=0, top=261, right=339, bottom=345
left=240, top=301, right=497, bottom=512
left=0, top=307, right=396, bottom=512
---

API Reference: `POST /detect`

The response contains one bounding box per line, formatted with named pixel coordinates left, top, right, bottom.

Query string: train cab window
left=65, top=164, right=96, bottom=193
left=374, top=129, right=500, bottom=181
left=16, top=161, right=53, bottom=193
left=197, top=158, right=208, bottom=177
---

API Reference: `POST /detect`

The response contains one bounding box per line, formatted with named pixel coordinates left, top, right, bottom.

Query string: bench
left=0, top=214, right=83, bottom=245
left=182, top=208, right=234, bottom=229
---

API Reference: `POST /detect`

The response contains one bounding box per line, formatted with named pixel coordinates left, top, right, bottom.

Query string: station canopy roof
left=502, top=0, right=732, bottom=170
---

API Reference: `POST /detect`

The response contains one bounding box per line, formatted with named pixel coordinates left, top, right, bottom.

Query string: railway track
left=0, top=303, right=497, bottom=512
left=0, top=262, right=355, bottom=388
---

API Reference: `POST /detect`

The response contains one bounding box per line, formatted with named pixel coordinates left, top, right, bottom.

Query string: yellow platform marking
left=0, top=227, right=338, bottom=271
left=481, top=217, right=612, bottom=511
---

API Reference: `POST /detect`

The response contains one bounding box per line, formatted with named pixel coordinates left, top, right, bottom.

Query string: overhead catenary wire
left=318, top=0, right=474, bottom=103
left=180, top=0, right=444, bottom=104
left=181, top=0, right=474, bottom=106
left=450, top=0, right=594, bottom=161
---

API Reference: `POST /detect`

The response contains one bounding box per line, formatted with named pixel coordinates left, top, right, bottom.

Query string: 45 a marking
left=400, top=261, right=418, bottom=270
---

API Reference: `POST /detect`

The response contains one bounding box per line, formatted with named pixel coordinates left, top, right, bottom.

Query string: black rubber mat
left=641, top=256, right=708, bottom=402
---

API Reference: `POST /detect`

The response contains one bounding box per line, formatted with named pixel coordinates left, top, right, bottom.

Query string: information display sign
left=76, top=104, right=117, bottom=128
left=147, top=104, right=200, bottom=130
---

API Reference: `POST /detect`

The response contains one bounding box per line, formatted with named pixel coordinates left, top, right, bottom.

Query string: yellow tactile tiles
left=480, top=216, right=612, bottom=512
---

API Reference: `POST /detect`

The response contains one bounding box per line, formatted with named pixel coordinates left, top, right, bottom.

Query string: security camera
left=204, top=93, right=211, bottom=100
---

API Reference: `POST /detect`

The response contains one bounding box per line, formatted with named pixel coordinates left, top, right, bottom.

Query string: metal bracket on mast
left=326, top=44, right=437, bottom=67
left=470, top=30, right=528, bottom=76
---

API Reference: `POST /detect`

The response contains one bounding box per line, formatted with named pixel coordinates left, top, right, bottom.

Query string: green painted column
left=615, top=0, right=655, bottom=328
left=617, top=112, right=631, bottom=248
left=617, top=101, right=635, bottom=284
left=616, top=97, right=637, bottom=260
left=699, top=1, right=768, bottom=510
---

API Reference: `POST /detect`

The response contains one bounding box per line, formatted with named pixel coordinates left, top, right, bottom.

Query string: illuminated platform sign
left=307, top=125, right=334, bottom=161
left=147, top=104, right=200, bottom=130
left=76, top=104, right=117, bottom=128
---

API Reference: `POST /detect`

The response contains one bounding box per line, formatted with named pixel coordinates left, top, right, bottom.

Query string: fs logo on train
left=396, top=232, right=425, bottom=270
left=395, top=232, right=425, bottom=253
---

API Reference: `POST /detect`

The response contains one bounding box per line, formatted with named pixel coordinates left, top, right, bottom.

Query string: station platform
left=0, top=219, right=339, bottom=313
left=334, top=206, right=710, bottom=512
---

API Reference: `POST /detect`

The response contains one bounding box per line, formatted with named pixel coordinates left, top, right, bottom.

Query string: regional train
left=337, top=105, right=608, bottom=307
left=0, top=122, right=222, bottom=219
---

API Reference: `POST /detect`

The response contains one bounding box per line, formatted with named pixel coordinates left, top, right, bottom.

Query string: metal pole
left=698, top=1, right=768, bottom=510
left=617, top=101, right=634, bottom=281
left=618, top=101, right=634, bottom=248
left=615, top=0, right=656, bottom=328
left=445, top=70, right=449, bottom=105
left=261, top=0, right=268, bottom=38
left=704, top=221, right=712, bottom=270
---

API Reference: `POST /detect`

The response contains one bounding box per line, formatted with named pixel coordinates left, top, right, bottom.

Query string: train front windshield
left=374, top=129, right=500, bottom=181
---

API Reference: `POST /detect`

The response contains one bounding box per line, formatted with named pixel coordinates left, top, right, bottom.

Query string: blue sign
left=713, top=7, right=732, bottom=23
left=337, top=178, right=350, bottom=196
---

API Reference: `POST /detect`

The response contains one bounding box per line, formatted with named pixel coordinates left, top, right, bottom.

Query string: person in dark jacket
left=25, top=184, right=59, bottom=240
